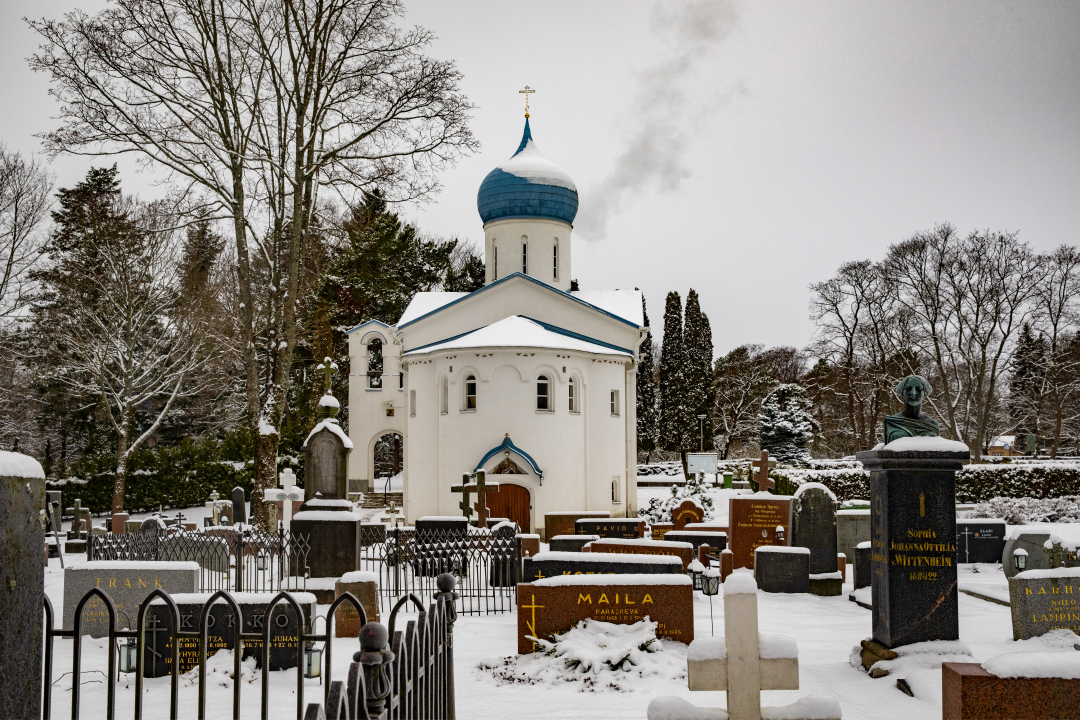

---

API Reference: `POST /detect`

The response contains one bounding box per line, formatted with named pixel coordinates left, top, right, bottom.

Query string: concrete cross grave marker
left=647, top=571, right=841, bottom=720
left=263, top=469, right=302, bottom=535
left=451, top=469, right=500, bottom=526
left=751, top=451, right=777, bottom=493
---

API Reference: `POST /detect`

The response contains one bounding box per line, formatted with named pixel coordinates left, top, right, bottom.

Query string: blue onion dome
left=477, top=118, right=578, bottom=225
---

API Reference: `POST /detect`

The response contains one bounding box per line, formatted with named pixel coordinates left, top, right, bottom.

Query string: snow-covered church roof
left=476, top=118, right=578, bottom=225
left=402, top=316, right=632, bottom=357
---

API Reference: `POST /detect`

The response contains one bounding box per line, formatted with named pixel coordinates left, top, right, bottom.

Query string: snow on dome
left=0, top=450, right=44, bottom=479
left=477, top=118, right=578, bottom=225
left=303, top=419, right=353, bottom=449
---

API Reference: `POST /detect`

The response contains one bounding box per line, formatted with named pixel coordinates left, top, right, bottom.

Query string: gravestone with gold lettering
left=856, top=435, right=969, bottom=649
left=62, top=560, right=199, bottom=638
left=1007, top=567, right=1080, bottom=641
left=728, top=494, right=792, bottom=569
left=516, top=575, right=693, bottom=653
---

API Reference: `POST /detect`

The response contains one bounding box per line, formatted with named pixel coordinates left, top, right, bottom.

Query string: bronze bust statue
left=883, top=375, right=939, bottom=444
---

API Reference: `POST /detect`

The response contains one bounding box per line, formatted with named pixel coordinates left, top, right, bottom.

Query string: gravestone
left=516, top=575, right=693, bottom=653
left=728, top=494, right=792, bottom=569
left=1002, top=532, right=1052, bottom=579
left=574, top=517, right=646, bottom=539
left=143, top=591, right=316, bottom=675
left=63, top=560, right=199, bottom=638
left=672, top=499, right=705, bottom=530
left=291, top=509, right=362, bottom=578
left=0, top=454, right=46, bottom=720
left=837, top=508, right=870, bottom=564
left=652, top=572, right=842, bottom=720
left=854, top=542, right=872, bottom=590
left=231, top=487, right=247, bottom=524
left=650, top=522, right=675, bottom=541
left=522, top=551, right=683, bottom=583
left=543, top=511, right=610, bottom=541
left=303, top=422, right=350, bottom=501
left=415, top=516, right=470, bottom=535
left=664, top=530, right=728, bottom=552
left=549, top=534, right=599, bottom=552
left=790, top=484, right=840, bottom=596
left=856, top=437, right=967, bottom=649
left=943, top=659, right=1080, bottom=720
left=754, top=547, right=810, bottom=594
left=1007, top=567, right=1080, bottom=640
left=335, top=571, right=380, bottom=637
left=956, top=519, right=1007, bottom=564
left=585, top=538, right=694, bottom=570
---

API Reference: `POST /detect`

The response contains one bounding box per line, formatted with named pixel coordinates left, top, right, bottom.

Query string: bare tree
left=57, top=202, right=209, bottom=513
left=1033, top=246, right=1080, bottom=456
left=30, top=0, right=475, bottom=526
left=712, top=344, right=777, bottom=459
left=0, top=147, right=53, bottom=324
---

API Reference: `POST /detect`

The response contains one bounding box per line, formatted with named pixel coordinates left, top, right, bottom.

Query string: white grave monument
left=264, top=468, right=303, bottom=534
left=647, top=571, right=842, bottom=720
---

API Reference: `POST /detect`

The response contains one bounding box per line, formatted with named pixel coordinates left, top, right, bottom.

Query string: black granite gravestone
left=854, top=542, right=872, bottom=590
left=663, top=530, right=728, bottom=552
left=856, top=445, right=966, bottom=649
left=415, top=516, right=470, bottom=535
left=955, top=519, right=1007, bottom=564
left=574, top=518, right=643, bottom=539
left=522, top=551, right=682, bottom=582
left=290, top=513, right=360, bottom=578
left=549, top=534, right=600, bottom=552
left=754, top=547, right=810, bottom=593
left=232, top=487, right=247, bottom=524
left=791, top=485, right=839, bottom=574
left=489, top=522, right=520, bottom=587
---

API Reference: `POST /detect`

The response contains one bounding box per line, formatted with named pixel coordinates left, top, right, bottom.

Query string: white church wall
left=346, top=324, right=405, bottom=494
left=484, top=217, right=571, bottom=291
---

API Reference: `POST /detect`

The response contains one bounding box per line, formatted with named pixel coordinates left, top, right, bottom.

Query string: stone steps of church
left=360, top=492, right=403, bottom=509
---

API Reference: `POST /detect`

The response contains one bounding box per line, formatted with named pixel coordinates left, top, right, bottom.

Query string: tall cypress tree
left=658, top=291, right=690, bottom=475
left=683, top=289, right=715, bottom=452
left=636, top=296, right=659, bottom=462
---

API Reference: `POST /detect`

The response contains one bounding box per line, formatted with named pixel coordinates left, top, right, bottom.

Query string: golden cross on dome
left=519, top=85, right=535, bottom=117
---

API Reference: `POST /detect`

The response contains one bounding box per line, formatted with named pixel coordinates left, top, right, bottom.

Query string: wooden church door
left=486, top=483, right=531, bottom=533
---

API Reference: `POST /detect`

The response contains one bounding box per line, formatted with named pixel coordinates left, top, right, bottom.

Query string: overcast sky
left=3, top=1, right=1079, bottom=354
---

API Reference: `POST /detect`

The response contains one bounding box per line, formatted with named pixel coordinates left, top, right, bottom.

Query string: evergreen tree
left=758, top=383, right=820, bottom=466
left=1009, top=322, right=1048, bottom=437
left=636, top=296, right=659, bottom=461
left=683, top=289, right=715, bottom=452
left=657, top=291, right=691, bottom=474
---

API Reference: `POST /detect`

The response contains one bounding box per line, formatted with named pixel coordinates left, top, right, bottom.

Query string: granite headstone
left=574, top=518, right=645, bottom=539
left=728, top=494, right=792, bottom=569
left=955, top=519, right=1007, bottom=564
left=231, top=487, right=247, bottom=524
left=1007, top=567, right=1080, bottom=640
left=754, top=546, right=810, bottom=594
left=63, top=560, right=199, bottom=638
left=549, top=534, right=599, bottom=553
left=522, top=551, right=683, bottom=583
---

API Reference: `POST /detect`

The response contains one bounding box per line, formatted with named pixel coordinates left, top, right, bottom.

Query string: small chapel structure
left=346, top=106, right=646, bottom=536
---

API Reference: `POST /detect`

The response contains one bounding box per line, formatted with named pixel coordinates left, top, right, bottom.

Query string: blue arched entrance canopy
left=474, top=434, right=544, bottom=484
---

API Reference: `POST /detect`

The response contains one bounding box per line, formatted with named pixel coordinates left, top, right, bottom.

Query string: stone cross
left=263, top=469, right=302, bottom=535
left=751, top=451, right=776, bottom=493
left=684, top=574, right=801, bottom=720
left=451, top=469, right=500, bottom=527
left=455, top=473, right=472, bottom=519
left=72, top=499, right=83, bottom=539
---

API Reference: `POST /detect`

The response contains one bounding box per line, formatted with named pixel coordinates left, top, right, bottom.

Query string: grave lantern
left=303, top=641, right=322, bottom=679
left=118, top=636, right=138, bottom=674
left=702, top=567, right=721, bottom=636
left=688, top=559, right=705, bottom=591
left=775, top=525, right=785, bottom=544
left=1012, top=548, right=1028, bottom=571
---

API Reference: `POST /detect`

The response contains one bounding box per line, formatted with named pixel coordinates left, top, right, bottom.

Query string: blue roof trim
left=474, top=435, right=543, bottom=479
left=344, top=319, right=392, bottom=335
left=520, top=317, right=634, bottom=355
left=397, top=273, right=639, bottom=330
left=402, top=327, right=479, bottom=355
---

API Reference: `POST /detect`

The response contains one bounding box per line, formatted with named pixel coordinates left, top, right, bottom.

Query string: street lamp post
left=697, top=414, right=707, bottom=452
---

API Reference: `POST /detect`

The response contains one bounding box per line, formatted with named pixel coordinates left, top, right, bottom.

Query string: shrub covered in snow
left=955, top=463, right=1080, bottom=502
left=773, top=467, right=870, bottom=502
left=970, top=496, right=1080, bottom=524
left=638, top=472, right=715, bottom=523
left=530, top=617, right=663, bottom=673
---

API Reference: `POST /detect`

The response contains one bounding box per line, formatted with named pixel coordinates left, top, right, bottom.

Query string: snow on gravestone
left=583, top=538, right=695, bottom=570
left=521, top=551, right=684, bottom=583
left=516, top=574, right=693, bottom=654
left=1007, top=567, right=1080, bottom=641
left=0, top=451, right=46, bottom=720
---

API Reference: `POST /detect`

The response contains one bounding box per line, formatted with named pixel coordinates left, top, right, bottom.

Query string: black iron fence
left=42, top=575, right=458, bottom=720
left=90, top=525, right=311, bottom=594
left=360, top=526, right=518, bottom=615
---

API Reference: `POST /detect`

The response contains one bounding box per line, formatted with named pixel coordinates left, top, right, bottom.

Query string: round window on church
left=465, top=375, right=477, bottom=410
left=537, top=375, right=550, bottom=411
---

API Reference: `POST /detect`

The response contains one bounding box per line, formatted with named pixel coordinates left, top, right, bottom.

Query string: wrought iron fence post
left=235, top=527, right=244, bottom=593
left=434, top=573, right=459, bottom=720
left=278, top=523, right=285, bottom=591
left=356, top=622, right=394, bottom=720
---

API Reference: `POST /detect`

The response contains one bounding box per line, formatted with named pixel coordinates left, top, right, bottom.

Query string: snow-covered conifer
left=758, top=383, right=820, bottom=466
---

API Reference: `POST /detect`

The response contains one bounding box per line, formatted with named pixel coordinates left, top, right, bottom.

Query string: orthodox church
left=346, top=109, right=645, bottom=536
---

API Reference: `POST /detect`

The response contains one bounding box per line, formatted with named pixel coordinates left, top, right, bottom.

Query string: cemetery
left=0, top=5, right=1078, bottom=719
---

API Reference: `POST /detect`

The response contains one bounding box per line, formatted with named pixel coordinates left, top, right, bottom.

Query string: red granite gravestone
left=585, top=538, right=694, bottom=570
left=516, top=576, right=694, bottom=653
left=728, top=495, right=792, bottom=569
left=543, top=511, right=610, bottom=541
left=672, top=499, right=705, bottom=530
left=942, top=661, right=1080, bottom=719
left=650, top=522, right=675, bottom=541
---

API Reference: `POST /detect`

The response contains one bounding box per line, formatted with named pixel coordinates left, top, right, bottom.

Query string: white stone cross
left=264, top=468, right=302, bottom=535
left=647, top=572, right=841, bottom=720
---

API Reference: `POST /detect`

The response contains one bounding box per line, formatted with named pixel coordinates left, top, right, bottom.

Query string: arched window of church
left=521, top=237, right=528, bottom=275
left=440, top=376, right=448, bottom=414
left=367, top=338, right=383, bottom=389
left=536, top=375, right=550, bottom=411
left=553, top=240, right=559, bottom=281
left=568, top=377, right=578, bottom=413
left=465, top=375, right=477, bottom=410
